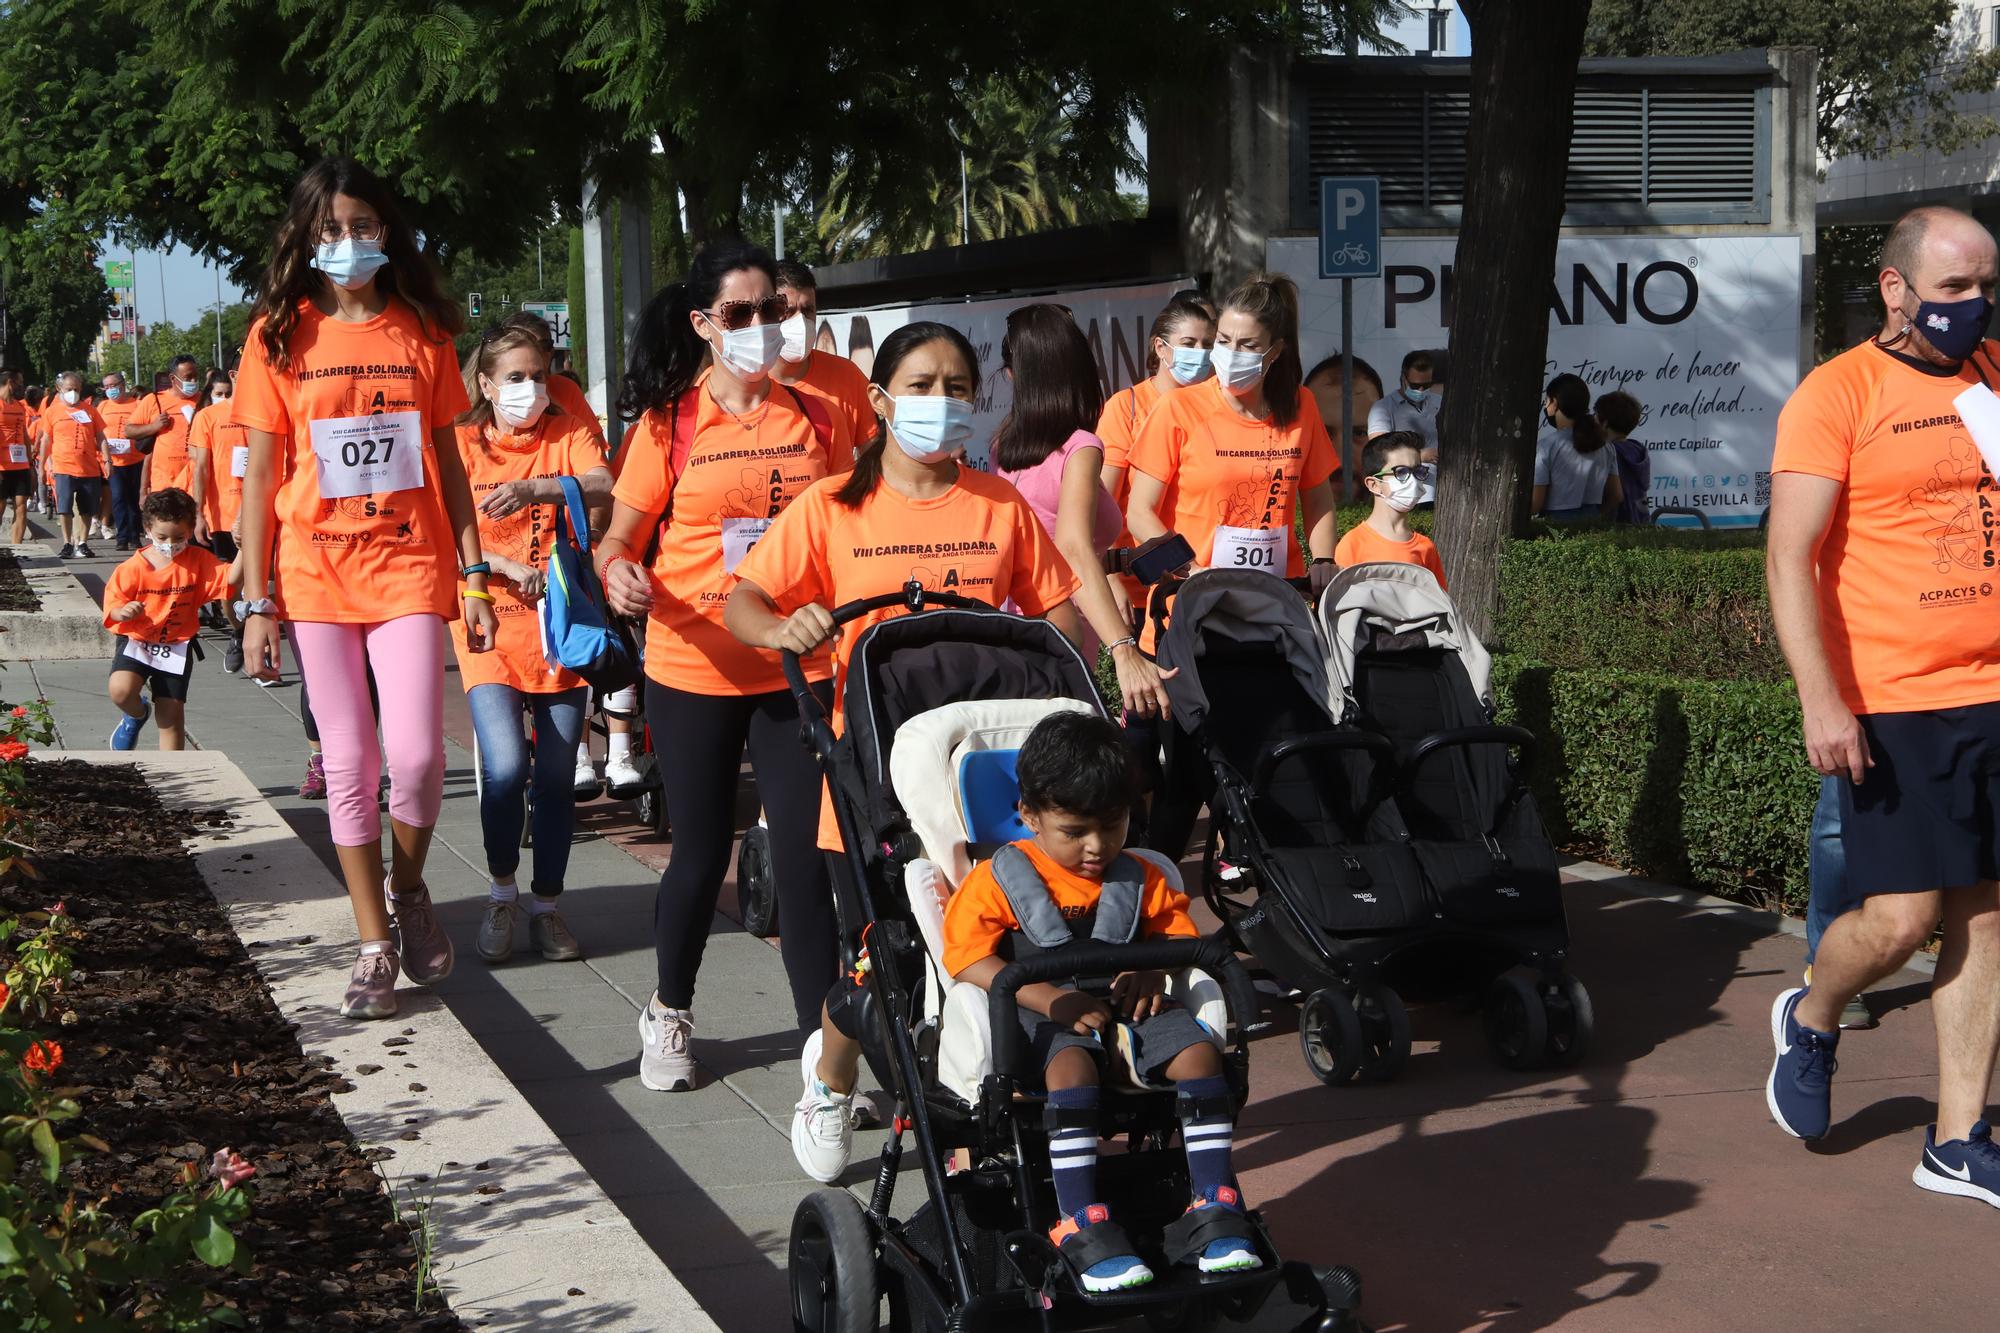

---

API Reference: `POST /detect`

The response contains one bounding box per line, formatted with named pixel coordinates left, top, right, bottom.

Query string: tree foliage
left=8, top=216, right=111, bottom=382
left=1586, top=0, right=2000, bottom=159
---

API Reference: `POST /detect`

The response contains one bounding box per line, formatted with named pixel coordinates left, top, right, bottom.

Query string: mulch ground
left=3, top=760, right=463, bottom=1332
left=0, top=551, right=35, bottom=611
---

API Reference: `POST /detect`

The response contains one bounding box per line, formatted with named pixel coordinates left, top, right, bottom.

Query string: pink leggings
left=291, top=616, right=446, bottom=846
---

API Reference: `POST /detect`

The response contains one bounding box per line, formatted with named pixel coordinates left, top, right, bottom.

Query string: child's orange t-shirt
left=101, top=547, right=234, bottom=643
left=232, top=298, right=471, bottom=624
left=941, top=839, right=1197, bottom=978
left=1333, top=522, right=1447, bottom=589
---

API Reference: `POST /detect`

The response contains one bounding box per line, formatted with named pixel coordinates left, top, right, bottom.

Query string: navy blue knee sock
left=1048, top=1086, right=1100, bottom=1217
left=1178, top=1075, right=1237, bottom=1201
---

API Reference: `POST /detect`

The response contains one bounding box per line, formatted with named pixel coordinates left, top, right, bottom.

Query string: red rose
left=8, top=706, right=25, bottom=719
left=0, top=740, right=27, bottom=763
left=23, top=1041, right=62, bottom=1074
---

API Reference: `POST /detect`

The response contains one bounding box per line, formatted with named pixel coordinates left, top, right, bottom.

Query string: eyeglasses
left=316, top=218, right=383, bottom=244
left=1370, top=463, right=1435, bottom=484
left=700, top=297, right=788, bottom=331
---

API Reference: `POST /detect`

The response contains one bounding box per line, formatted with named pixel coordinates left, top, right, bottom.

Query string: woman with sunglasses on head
left=594, top=242, right=855, bottom=1093
left=234, top=155, right=496, bottom=1021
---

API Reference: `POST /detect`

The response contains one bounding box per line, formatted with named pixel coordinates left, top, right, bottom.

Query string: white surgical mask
left=61, top=389, right=80, bottom=406
left=888, top=395, right=975, bottom=462
left=713, top=321, right=784, bottom=380
left=313, top=236, right=390, bottom=290
left=1384, top=474, right=1425, bottom=513
left=153, top=539, right=188, bottom=558
left=779, top=313, right=810, bottom=363
left=1209, top=343, right=1268, bottom=394
left=1167, top=345, right=1213, bottom=386
left=492, top=378, right=549, bottom=429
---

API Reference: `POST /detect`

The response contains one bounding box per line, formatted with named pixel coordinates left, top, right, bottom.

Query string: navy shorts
left=54, top=474, right=102, bottom=517
left=1025, top=1003, right=1211, bottom=1087
left=1836, top=701, right=2000, bottom=900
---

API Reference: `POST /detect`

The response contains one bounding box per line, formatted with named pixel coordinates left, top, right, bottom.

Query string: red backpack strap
left=778, top=383, right=836, bottom=453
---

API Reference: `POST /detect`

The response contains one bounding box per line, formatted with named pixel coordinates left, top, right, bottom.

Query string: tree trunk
left=1436, top=0, right=1592, bottom=641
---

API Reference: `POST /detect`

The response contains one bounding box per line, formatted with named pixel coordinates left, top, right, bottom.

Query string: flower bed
left=0, top=553, right=35, bottom=613
left=0, top=710, right=463, bottom=1331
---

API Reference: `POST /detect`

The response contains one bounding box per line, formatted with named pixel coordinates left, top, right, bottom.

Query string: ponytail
left=1546, top=373, right=1602, bottom=452
left=618, top=241, right=777, bottom=422
left=1220, top=272, right=1304, bottom=427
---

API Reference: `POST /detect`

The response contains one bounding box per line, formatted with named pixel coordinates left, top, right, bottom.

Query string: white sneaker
left=790, top=1028, right=855, bottom=1184
left=604, top=750, right=646, bottom=795
left=573, top=755, right=602, bottom=799
left=638, top=995, right=695, bottom=1091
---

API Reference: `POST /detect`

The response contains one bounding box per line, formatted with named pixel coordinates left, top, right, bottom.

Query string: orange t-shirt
left=1333, top=522, right=1447, bottom=589
left=732, top=468, right=1080, bottom=848
left=190, top=399, right=248, bottom=532
left=0, top=400, right=27, bottom=471
left=547, top=374, right=607, bottom=450
left=1772, top=340, right=2000, bottom=715
left=101, top=547, right=234, bottom=644
left=40, top=398, right=105, bottom=478
left=1128, top=378, right=1339, bottom=579
left=786, top=352, right=875, bottom=454
left=97, top=395, right=147, bottom=468
left=452, top=412, right=609, bottom=693
left=133, top=387, right=205, bottom=492
left=940, top=839, right=1197, bottom=978
left=233, top=298, right=472, bottom=624
left=611, top=380, right=854, bottom=696
left=1095, top=377, right=1164, bottom=490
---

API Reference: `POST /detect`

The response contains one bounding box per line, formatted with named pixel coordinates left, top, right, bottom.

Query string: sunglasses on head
left=1370, top=463, right=1435, bottom=484
left=701, top=297, right=788, bottom=331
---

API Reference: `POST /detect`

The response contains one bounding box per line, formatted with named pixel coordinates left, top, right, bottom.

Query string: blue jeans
left=107, top=465, right=142, bottom=544
left=466, top=683, right=587, bottom=893
left=1804, top=774, right=1846, bottom=967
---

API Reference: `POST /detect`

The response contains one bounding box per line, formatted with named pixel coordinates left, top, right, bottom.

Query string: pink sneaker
left=340, top=946, right=400, bottom=1020
left=298, top=753, right=327, bottom=800
left=390, top=883, right=454, bottom=986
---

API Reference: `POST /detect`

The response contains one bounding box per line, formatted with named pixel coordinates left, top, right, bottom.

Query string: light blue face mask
left=1402, top=386, right=1432, bottom=406
left=313, top=237, right=390, bottom=290
left=889, top=395, right=976, bottom=461
left=1167, top=345, right=1213, bottom=386
left=105, top=386, right=123, bottom=400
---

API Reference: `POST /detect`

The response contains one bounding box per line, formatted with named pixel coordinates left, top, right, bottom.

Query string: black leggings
left=647, top=678, right=836, bottom=1031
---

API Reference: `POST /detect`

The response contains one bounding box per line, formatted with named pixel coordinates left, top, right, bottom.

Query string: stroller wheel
left=1482, top=973, right=1550, bottom=1071
left=738, top=824, right=779, bottom=936
left=1541, top=974, right=1595, bottom=1067
left=789, top=1189, right=876, bottom=1333
left=1299, top=988, right=1367, bottom=1086
left=1353, top=985, right=1412, bottom=1082
left=635, top=783, right=669, bottom=838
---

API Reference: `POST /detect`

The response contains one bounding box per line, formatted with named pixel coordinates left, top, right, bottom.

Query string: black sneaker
left=58, top=544, right=74, bottom=559
left=116, top=540, right=131, bottom=552
left=76, top=544, right=95, bottom=559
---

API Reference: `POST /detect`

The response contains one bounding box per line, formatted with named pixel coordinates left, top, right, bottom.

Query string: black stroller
left=1156, top=568, right=1591, bottom=1086
left=781, top=582, right=1366, bottom=1333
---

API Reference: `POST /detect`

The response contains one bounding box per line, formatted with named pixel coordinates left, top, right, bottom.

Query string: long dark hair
left=1146, top=290, right=1216, bottom=374
left=254, top=157, right=462, bottom=370
left=1221, top=272, right=1304, bottom=428
left=617, top=241, right=777, bottom=423
left=1545, top=373, right=1603, bottom=453
left=991, top=304, right=1101, bottom=473
left=834, top=321, right=982, bottom=509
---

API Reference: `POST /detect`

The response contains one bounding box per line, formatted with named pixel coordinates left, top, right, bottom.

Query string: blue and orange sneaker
left=1183, top=1186, right=1263, bottom=1274
left=1049, top=1203, right=1154, bottom=1293
left=1913, top=1120, right=2000, bottom=1209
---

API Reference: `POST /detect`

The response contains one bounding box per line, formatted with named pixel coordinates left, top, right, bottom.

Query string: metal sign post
left=1318, top=177, right=1382, bottom=503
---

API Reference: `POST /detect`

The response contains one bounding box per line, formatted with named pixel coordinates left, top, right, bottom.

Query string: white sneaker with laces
left=573, top=755, right=602, bottom=798
left=604, top=750, right=646, bottom=794
left=791, top=1028, right=855, bottom=1183
left=638, top=995, right=695, bottom=1091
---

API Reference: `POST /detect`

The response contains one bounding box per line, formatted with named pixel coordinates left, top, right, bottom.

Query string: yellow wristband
left=461, top=589, right=496, bottom=603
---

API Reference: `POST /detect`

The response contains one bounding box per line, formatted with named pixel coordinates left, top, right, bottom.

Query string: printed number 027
left=340, top=437, right=395, bottom=468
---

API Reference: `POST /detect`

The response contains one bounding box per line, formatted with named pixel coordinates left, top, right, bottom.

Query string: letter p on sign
left=1318, top=177, right=1382, bottom=280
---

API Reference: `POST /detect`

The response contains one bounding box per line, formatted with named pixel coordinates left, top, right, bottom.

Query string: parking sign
left=1318, top=178, right=1381, bottom=280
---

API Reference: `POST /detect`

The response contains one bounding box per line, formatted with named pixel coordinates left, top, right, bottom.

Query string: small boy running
left=101, top=488, right=241, bottom=751
left=1333, top=429, right=1447, bottom=588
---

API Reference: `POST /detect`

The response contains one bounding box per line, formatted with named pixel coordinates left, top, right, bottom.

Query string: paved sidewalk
left=12, top=519, right=1991, bottom=1331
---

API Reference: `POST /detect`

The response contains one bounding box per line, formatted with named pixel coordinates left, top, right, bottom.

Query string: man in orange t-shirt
left=41, top=372, right=107, bottom=557
left=126, top=354, right=206, bottom=497
left=1766, top=206, right=2000, bottom=1193
left=0, top=370, right=30, bottom=544
left=98, top=371, right=148, bottom=548
left=772, top=260, right=876, bottom=450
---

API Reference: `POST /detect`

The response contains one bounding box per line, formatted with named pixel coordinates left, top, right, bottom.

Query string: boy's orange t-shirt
left=941, top=838, right=1197, bottom=978
left=1773, top=340, right=2000, bottom=716
left=232, top=298, right=472, bottom=624
left=732, top=468, right=1081, bottom=849
left=452, top=412, right=609, bottom=693
left=611, top=380, right=853, bottom=697
left=789, top=352, right=875, bottom=455
left=1333, top=522, right=1447, bottom=589
left=97, top=396, right=147, bottom=469
left=190, top=398, right=248, bottom=532
left=0, top=400, right=27, bottom=471
left=40, top=399, right=105, bottom=478
left=101, top=547, right=234, bottom=644
left=132, top=386, right=205, bottom=491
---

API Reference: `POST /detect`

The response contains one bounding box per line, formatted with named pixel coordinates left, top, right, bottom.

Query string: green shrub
left=1493, top=655, right=1815, bottom=912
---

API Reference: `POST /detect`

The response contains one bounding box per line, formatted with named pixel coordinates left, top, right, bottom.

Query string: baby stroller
left=781, top=581, right=1365, bottom=1333
left=1157, top=568, right=1590, bottom=1087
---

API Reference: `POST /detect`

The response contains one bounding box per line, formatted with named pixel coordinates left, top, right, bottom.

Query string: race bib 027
left=309, top=411, right=424, bottom=500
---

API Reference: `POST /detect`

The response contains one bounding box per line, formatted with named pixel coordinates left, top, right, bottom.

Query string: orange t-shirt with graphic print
left=40, top=398, right=105, bottom=478
left=1333, top=522, right=1447, bottom=589
left=789, top=352, right=876, bottom=454
left=190, top=398, right=248, bottom=533
left=1773, top=340, right=2000, bottom=716
left=100, top=546, right=234, bottom=644
left=97, top=395, right=147, bottom=469
left=232, top=297, right=472, bottom=624
left=0, top=399, right=27, bottom=471
left=452, top=412, right=608, bottom=693
left=132, top=386, right=205, bottom=492
left=612, top=379, right=854, bottom=697
left=732, top=467, right=1080, bottom=848
left=941, top=838, right=1197, bottom=978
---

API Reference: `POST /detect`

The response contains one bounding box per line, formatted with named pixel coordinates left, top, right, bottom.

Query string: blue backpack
left=539, top=474, right=639, bottom=693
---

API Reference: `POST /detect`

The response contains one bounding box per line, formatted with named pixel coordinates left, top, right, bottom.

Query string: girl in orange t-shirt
left=722, top=321, right=1080, bottom=1180
left=232, top=155, right=495, bottom=1023
left=595, top=242, right=856, bottom=1081
left=0, top=371, right=30, bottom=545
left=454, top=322, right=611, bottom=964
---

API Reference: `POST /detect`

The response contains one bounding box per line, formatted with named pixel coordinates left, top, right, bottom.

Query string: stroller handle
left=987, top=937, right=1260, bottom=1081
left=777, top=581, right=1005, bottom=715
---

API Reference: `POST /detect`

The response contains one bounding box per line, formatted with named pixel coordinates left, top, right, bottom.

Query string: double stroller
left=781, top=582, right=1365, bottom=1333
left=1154, top=566, right=1591, bottom=1086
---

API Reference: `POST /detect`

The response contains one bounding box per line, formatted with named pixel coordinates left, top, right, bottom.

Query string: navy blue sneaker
left=1766, top=987, right=1838, bottom=1140
left=1913, top=1120, right=2000, bottom=1209
left=110, top=702, right=150, bottom=751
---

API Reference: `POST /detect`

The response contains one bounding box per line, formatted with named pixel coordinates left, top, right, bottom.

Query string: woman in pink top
left=993, top=304, right=1173, bottom=716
